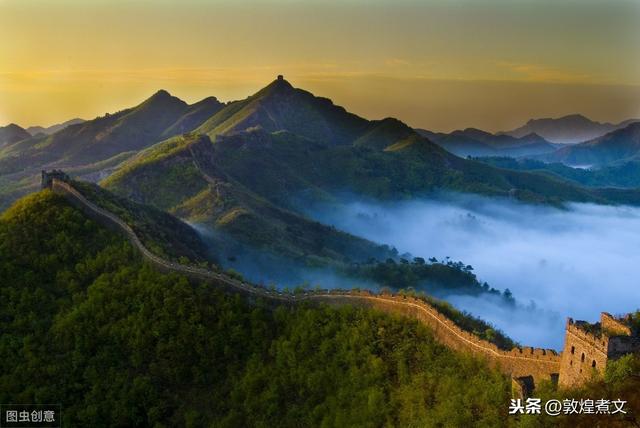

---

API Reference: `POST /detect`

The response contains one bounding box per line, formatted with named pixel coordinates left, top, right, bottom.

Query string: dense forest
left=345, top=256, right=514, bottom=301
left=345, top=257, right=517, bottom=349
left=1, top=191, right=638, bottom=427
left=475, top=156, right=640, bottom=189
left=0, top=191, right=511, bottom=427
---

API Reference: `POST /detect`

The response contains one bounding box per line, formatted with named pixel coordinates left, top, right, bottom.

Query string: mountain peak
left=562, top=113, right=589, bottom=120
left=150, top=89, right=172, bottom=99
left=557, top=114, right=593, bottom=125
left=200, top=96, right=219, bottom=103
left=451, top=127, right=494, bottom=141
left=4, top=123, right=26, bottom=131
left=196, top=76, right=371, bottom=144
left=520, top=132, right=545, bottom=141
left=525, top=114, right=591, bottom=126
left=0, top=123, right=31, bottom=146
left=264, top=75, right=294, bottom=93
left=463, top=127, right=492, bottom=136
left=138, top=89, right=187, bottom=111
left=506, top=113, right=633, bottom=144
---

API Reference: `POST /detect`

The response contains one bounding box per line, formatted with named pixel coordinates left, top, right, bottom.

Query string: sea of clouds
left=305, top=194, right=640, bottom=349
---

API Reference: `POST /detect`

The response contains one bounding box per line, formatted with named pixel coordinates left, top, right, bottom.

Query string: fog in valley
left=190, top=224, right=380, bottom=291
left=302, top=194, right=640, bottom=349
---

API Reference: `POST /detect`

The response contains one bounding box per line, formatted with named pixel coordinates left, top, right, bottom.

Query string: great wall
left=42, top=170, right=640, bottom=396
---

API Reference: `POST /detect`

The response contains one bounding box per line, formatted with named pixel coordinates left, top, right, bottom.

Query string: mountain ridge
left=502, top=114, right=639, bottom=144
left=26, top=118, right=85, bottom=136
left=0, top=123, right=31, bottom=148
left=100, top=78, right=640, bottom=270
left=0, top=91, right=225, bottom=177
left=415, top=127, right=559, bottom=158
left=197, top=76, right=372, bottom=145
left=542, top=121, right=640, bottom=166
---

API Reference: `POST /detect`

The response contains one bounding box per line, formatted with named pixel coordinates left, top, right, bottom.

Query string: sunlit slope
left=0, top=90, right=223, bottom=175
left=104, top=133, right=392, bottom=265
left=196, top=77, right=370, bottom=144
left=103, top=129, right=632, bottom=269
left=102, top=79, right=640, bottom=264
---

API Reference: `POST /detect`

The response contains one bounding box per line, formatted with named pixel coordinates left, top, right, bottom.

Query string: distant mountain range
left=0, top=90, right=224, bottom=174
left=2, top=77, right=640, bottom=220
left=540, top=122, right=640, bottom=167
left=416, top=128, right=560, bottom=158
left=26, top=118, right=85, bottom=136
left=501, top=114, right=638, bottom=145
left=477, top=156, right=640, bottom=189
left=416, top=115, right=640, bottom=169
left=94, top=78, right=640, bottom=264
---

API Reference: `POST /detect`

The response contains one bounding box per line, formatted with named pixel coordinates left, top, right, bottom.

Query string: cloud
left=303, top=194, right=640, bottom=349
left=496, top=61, right=599, bottom=84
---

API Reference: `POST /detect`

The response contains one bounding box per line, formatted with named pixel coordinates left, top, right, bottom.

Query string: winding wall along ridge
left=50, top=179, right=561, bottom=384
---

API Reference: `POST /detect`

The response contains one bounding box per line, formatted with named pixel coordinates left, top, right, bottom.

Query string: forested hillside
left=0, top=191, right=511, bottom=427
left=1, top=189, right=638, bottom=427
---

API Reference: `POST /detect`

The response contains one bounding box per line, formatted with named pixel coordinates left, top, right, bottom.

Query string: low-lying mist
left=189, top=224, right=379, bottom=291
left=302, top=193, right=640, bottom=349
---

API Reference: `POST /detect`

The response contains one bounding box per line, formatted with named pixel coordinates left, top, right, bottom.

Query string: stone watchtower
left=41, top=170, right=70, bottom=189
left=559, top=312, right=640, bottom=388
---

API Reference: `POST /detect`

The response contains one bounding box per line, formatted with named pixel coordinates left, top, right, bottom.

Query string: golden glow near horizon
left=1, top=0, right=639, bottom=132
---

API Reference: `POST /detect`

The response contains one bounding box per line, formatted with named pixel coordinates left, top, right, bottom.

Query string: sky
left=1, top=0, right=639, bottom=132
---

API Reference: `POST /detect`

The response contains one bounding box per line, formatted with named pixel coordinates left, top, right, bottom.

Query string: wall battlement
left=565, top=318, right=609, bottom=354
left=560, top=313, right=640, bottom=388
left=601, top=312, right=634, bottom=336
left=41, top=170, right=69, bottom=189
left=44, top=173, right=639, bottom=394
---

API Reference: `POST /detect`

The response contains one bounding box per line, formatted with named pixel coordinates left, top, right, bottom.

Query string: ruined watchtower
left=41, top=170, right=69, bottom=189
left=559, top=312, right=640, bottom=388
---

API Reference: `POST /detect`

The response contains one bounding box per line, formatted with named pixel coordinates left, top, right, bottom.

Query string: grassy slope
left=70, top=179, right=212, bottom=264
left=99, top=80, right=640, bottom=273
left=160, top=96, right=224, bottom=138
left=0, top=91, right=188, bottom=173
left=0, top=93, right=223, bottom=211
left=132, top=78, right=637, bottom=207
left=203, top=129, right=604, bottom=205
left=103, top=123, right=640, bottom=269
left=196, top=78, right=370, bottom=144
left=104, top=133, right=393, bottom=267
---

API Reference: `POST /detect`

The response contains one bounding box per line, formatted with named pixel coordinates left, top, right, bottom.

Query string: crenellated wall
left=559, top=318, right=608, bottom=388
left=559, top=314, right=640, bottom=388
left=311, top=292, right=561, bottom=385
left=53, top=177, right=630, bottom=390
left=601, top=312, right=633, bottom=336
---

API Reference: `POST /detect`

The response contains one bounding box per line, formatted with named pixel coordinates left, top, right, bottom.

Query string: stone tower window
left=570, top=346, right=575, bottom=354
left=581, top=353, right=585, bottom=362
left=592, top=360, right=596, bottom=368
